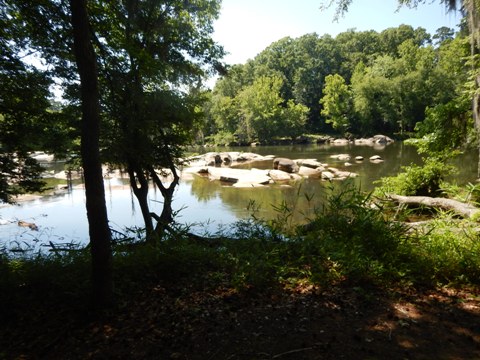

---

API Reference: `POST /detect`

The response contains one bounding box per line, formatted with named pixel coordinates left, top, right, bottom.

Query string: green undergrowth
left=1, top=182, right=480, bottom=323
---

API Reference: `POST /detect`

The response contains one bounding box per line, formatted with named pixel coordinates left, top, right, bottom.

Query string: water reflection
left=1, top=142, right=478, bottom=252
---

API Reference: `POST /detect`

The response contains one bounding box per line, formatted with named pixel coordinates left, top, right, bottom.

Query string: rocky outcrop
left=355, top=135, right=394, bottom=146
left=296, top=159, right=326, bottom=169
left=369, top=155, right=384, bottom=163
left=184, top=153, right=359, bottom=186
left=332, top=138, right=350, bottom=145
left=327, top=167, right=358, bottom=180
left=207, top=167, right=271, bottom=187
left=298, top=166, right=323, bottom=178
left=269, top=169, right=295, bottom=182
left=330, top=154, right=351, bottom=161
left=273, top=158, right=299, bottom=173
left=184, top=152, right=273, bottom=168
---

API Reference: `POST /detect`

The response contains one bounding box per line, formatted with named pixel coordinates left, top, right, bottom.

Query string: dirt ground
left=3, top=282, right=480, bottom=360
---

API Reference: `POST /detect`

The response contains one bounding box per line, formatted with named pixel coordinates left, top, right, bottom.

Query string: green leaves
left=320, top=74, right=352, bottom=133
left=236, top=75, right=308, bottom=143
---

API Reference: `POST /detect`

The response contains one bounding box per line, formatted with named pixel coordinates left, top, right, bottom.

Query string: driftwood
left=388, top=194, right=480, bottom=220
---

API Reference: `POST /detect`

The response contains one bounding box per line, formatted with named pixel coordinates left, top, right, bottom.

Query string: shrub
left=375, top=157, right=455, bottom=197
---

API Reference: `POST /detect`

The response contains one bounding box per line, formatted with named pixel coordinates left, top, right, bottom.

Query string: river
left=0, top=142, right=477, bottom=252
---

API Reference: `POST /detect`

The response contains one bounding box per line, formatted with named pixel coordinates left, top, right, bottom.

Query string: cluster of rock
left=183, top=152, right=375, bottom=188
left=184, top=151, right=273, bottom=167
left=317, top=134, right=394, bottom=146
left=329, top=153, right=384, bottom=164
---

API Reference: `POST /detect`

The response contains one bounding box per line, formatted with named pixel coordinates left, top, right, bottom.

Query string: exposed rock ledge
left=183, top=152, right=358, bottom=187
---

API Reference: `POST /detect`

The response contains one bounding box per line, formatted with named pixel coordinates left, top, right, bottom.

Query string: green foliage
left=2, top=180, right=480, bottom=326
left=0, top=248, right=92, bottom=323
left=375, top=157, right=455, bottom=197
left=205, top=22, right=469, bottom=139
left=441, top=181, right=480, bottom=204
left=414, top=95, right=473, bottom=154
left=320, top=73, right=353, bottom=133
left=405, top=215, right=480, bottom=285
left=206, top=75, right=309, bottom=143
left=295, top=183, right=409, bottom=283
left=0, top=25, right=76, bottom=202
left=205, top=130, right=236, bottom=146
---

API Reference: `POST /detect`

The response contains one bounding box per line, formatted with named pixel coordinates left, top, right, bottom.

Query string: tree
left=322, top=0, right=480, bottom=174
left=0, top=49, right=49, bottom=202
left=69, top=0, right=113, bottom=309
left=237, top=75, right=308, bottom=142
left=0, top=8, right=76, bottom=203
left=91, top=0, right=224, bottom=241
left=433, top=26, right=455, bottom=45
left=351, top=64, right=397, bottom=134
left=320, top=74, right=353, bottom=134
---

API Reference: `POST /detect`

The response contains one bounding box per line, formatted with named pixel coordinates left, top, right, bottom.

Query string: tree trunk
left=127, top=164, right=156, bottom=241
left=70, top=0, right=113, bottom=310
left=149, top=164, right=180, bottom=239
left=388, top=194, right=480, bottom=220
left=474, top=76, right=480, bottom=179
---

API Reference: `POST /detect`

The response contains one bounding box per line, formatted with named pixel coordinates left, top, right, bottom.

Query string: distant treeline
left=198, top=25, right=471, bottom=145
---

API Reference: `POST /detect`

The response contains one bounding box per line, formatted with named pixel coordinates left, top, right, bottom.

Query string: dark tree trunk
left=70, top=0, right=113, bottom=310
left=474, top=76, right=480, bottom=179
left=127, top=164, right=156, bottom=241
left=149, top=163, right=180, bottom=239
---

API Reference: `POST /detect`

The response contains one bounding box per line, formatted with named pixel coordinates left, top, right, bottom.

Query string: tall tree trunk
left=70, top=0, right=113, bottom=310
left=467, top=3, right=480, bottom=178
left=474, top=78, right=480, bottom=179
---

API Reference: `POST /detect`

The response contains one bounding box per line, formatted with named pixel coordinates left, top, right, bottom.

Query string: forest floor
left=2, top=280, right=480, bottom=360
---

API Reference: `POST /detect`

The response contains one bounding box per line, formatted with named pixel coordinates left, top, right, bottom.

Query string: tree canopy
left=203, top=24, right=468, bottom=142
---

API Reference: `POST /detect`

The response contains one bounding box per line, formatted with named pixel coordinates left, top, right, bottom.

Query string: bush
left=205, top=130, right=236, bottom=146
left=374, top=157, right=455, bottom=197
left=295, top=182, right=410, bottom=284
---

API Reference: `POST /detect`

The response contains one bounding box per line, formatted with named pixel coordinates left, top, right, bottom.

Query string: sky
left=212, top=0, right=461, bottom=66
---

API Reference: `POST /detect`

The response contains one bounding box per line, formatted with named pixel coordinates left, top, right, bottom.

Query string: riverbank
left=1, top=234, right=479, bottom=360
left=2, top=177, right=480, bottom=359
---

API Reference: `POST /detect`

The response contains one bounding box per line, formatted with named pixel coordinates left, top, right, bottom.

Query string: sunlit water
left=0, top=142, right=477, bottom=253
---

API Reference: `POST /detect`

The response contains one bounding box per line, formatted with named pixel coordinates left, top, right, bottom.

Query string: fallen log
left=387, top=194, right=480, bottom=220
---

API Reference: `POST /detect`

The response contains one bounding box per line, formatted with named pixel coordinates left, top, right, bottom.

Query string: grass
left=1, top=181, right=480, bottom=324
left=2, top=171, right=480, bottom=359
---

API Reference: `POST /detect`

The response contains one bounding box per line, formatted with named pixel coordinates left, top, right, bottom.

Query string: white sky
left=212, top=0, right=460, bottom=65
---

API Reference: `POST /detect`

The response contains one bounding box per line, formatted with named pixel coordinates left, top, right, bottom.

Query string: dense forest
left=2, top=0, right=480, bottom=358
left=200, top=24, right=472, bottom=146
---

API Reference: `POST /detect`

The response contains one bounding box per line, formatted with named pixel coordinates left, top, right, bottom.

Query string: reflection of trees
left=217, top=180, right=332, bottom=225
left=186, top=142, right=425, bottom=224
left=188, top=175, right=222, bottom=202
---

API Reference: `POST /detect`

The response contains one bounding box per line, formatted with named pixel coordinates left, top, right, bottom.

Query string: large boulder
left=204, top=152, right=223, bottom=166
left=297, top=159, right=325, bottom=169
left=298, top=166, right=322, bottom=178
left=330, top=154, right=351, bottom=161
left=373, top=134, right=394, bottom=144
left=321, top=171, right=335, bottom=180
left=369, top=155, right=384, bottom=163
left=207, top=167, right=271, bottom=186
left=328, top=167, right=358, bottom=179
left=269, top=169, right=293, bottom=182
left=333, top=138, right=350, bottom=145
left=235, top=152, right=267, bottom=162
left=273, top=158, right=299, bottom=173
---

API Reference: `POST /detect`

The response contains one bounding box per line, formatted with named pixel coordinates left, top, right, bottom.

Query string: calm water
left=0, top=142, right=477, bottom=252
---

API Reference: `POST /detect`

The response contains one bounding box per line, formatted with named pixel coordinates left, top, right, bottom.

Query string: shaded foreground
left=1, top=275, right=479, bottom=360
left=2, top=183, right=480, bottom=359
